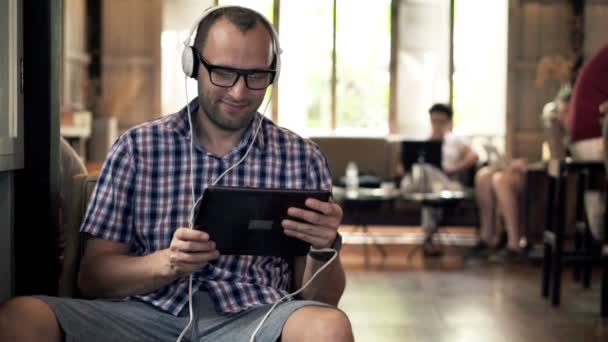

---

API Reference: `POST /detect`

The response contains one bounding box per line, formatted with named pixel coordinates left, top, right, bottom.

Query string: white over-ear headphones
left=181, top=5, right=283, bottom=82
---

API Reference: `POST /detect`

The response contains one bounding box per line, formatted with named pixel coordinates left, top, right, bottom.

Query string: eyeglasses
left=197, top=52, right=275, bottom=90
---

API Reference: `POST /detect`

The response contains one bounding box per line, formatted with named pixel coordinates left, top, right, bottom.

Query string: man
left=428, top=104, right=479, bottom=180
left=0, top=6, right=353, bottom=342
left=398, top=104, right=479, bottom=256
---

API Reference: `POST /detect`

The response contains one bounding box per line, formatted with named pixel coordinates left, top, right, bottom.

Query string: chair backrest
left=58, top=172, right=99, bottom=297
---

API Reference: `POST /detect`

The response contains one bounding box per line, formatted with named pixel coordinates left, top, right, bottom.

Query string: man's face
left=429, top=111, right=452, bottom=140
left=197, top=18, right=273, bottom=132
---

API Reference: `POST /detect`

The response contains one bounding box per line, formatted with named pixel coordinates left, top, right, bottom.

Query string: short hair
left=193, top=7, right=275, bottom=56
left=429, top=103, right=453, bottom=120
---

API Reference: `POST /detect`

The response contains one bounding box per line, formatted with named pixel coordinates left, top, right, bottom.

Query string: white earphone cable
left=176, top=75, right=271, bottom=342
left=175, top=75, right=336, bottom=342
left=248, top=249, right=338, bottom=342
left=175, top=75, right=196, bottom=342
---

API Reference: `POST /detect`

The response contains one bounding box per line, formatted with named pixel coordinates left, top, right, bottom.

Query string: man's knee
left=307, top=308, right=353, bottom=341
left=0, top=296, right=62, bottom=342
left=283, top=306, right=353, bottom=342
left=317, top=309, right=353, bottom=341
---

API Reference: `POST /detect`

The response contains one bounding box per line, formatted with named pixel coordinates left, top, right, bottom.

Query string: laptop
left=400, top=140, right=442, bottom=173
left=194, top=186, right=331, bottom=257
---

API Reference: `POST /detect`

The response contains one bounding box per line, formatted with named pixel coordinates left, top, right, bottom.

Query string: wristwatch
left=309, top=233, right=342, bottom=261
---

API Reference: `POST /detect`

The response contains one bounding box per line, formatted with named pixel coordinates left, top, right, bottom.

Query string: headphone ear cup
left=181, top=46, right=199, bottom=79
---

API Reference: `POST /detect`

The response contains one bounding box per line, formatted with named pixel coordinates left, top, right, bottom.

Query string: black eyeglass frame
left=196, top=50, right=276, bottom=90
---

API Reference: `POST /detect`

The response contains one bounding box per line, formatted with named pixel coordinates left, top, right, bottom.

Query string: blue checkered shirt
left=80, top=99, right=333, bottom=316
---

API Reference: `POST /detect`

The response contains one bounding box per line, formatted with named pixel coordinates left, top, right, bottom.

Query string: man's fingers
left=174, top=227, right=209, bottom=241
left=287, top=207, right=325, bottom=226
left=171, top=239, right=216, bottom=253
left=283, top=228, right=328, bottom=247
left=304, top=198, right=334, bottom=215
left=282, top=220, right=329, bottom=239
left=169, top=250, right=220, bottom=265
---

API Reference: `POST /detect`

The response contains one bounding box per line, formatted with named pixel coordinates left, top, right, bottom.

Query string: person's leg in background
left=421, top=206, right=444, bottom=256
left=467, top=166, right=503, bottom=258
left=476, top=166, right=498, bottom=245
left=491, top=169, right=526, bottom=261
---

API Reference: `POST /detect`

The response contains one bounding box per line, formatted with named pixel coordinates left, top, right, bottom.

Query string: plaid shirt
left=81, top=99, right=333, bottom=316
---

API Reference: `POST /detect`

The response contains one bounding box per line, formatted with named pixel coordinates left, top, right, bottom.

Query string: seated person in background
left=469, top=86, right=572, bottom=262
left=543, top=84, right=572, bottom=160
left=569, top=45, right=608, bottom=242
left=603, top=99, right=608, bottom=168
left=397, top=103, right=479, bottom=256
left=0, top=6, right=352, bottom=342
left=58, top=137, right=87, bottom=258
left=568, top=44, right=608, bottom=160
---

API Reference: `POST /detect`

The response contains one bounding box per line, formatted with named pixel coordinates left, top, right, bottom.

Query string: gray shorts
left=36, top=292, right=329, bottom=342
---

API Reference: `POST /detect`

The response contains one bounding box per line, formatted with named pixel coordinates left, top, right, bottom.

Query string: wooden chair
left=541, top=159, right=608, bottom=317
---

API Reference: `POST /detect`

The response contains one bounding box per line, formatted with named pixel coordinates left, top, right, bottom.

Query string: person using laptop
left=397, top=103, right=479, bottom=256
left=0, top=6, right=352, bottom=342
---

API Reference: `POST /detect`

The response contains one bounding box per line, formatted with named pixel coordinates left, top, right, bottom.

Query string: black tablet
left=194, top=186, right=332, bottom=257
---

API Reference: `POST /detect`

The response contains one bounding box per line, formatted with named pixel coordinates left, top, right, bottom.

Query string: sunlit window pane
left=278, top=1, right=333, bottom=134
left=335, top=0, right=391, bottom=135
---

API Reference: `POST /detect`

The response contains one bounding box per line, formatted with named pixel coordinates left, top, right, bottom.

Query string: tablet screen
left=194, top=186, right=331, bottom=256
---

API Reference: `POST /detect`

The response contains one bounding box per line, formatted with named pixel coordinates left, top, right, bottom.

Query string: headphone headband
left=181, top=5, right=282, bottom=81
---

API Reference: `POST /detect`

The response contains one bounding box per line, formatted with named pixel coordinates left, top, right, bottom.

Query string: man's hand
left=282, top=198, right=343, bottom=249
left=161, top=228, right=219, bottom=279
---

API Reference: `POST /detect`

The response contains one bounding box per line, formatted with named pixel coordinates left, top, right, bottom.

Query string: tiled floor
left=337, top=226, right=608, bottom=342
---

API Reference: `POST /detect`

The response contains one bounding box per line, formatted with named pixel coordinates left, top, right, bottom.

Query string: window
left=160, top=1, right=507, bottom=141
left=277, top=0, right=333, bottom=134
left=334, top=0, right=391, bottom=135
left=0, top=0, right=23, bottom=171
left=161, top=0, right=215, bottom=116
left=279, top=0, right=391, bottom=135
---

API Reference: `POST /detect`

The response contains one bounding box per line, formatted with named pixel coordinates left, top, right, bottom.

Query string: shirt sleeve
left=307, top=144, right=333, bottom=191
left=80, top=133, right=137, bottom=244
